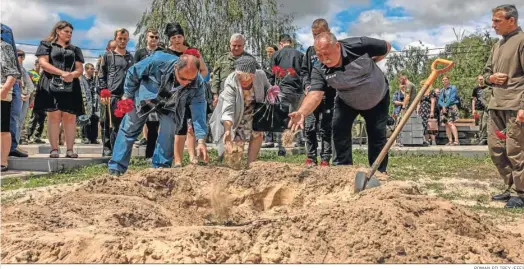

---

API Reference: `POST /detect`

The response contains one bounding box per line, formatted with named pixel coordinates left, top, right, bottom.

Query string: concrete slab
left=7, top=155, right=110, bottom=172
left=1, top=170, right=49, bottom=185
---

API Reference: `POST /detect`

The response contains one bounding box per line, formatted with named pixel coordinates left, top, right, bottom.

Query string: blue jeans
left=108, top=107, right=176, bottom=173
left=10, top=84, right=21, bottom=152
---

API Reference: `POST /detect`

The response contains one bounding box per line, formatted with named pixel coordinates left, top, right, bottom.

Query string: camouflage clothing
left=211, top=51, right=258, bottom=96
left=234, top=86, right=262, bottom=141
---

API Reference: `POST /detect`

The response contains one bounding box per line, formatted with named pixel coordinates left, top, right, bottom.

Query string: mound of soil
left=2, top=162, right=523, bottom=264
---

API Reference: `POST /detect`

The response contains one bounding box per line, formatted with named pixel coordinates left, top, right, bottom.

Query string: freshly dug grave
left=1, top=162, right=523, bottom=264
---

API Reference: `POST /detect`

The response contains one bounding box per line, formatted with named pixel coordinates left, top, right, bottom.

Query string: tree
left=134, top=0, right=298, bottom=68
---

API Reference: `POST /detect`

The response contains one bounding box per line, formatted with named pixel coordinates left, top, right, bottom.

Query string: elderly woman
left=210, top=56, right=271, bottom=166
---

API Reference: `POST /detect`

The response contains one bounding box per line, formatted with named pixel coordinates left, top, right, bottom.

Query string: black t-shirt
left=472, top=85, right=488, bottom=110
left=134, top=47, right=164, bottom=63
left=310, top=37, right=388, bottom=110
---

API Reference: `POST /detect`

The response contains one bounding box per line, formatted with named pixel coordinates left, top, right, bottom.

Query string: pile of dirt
left=2, top=162, right=523, bottom=264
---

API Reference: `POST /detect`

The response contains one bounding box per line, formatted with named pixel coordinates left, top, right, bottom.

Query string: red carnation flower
left=114, top=109, right=125, bottom=118
left=116, top=99, right=134, bottom=113
left=272, top=66, right=285, bottom=78
left=29, top=102, right=34, bottom=109
left=183, top=48, right=201, bottom=59
left=495, top=129, right=507, bottom=140
left=286, top=68, right=297, bottom=77
left=474, top=112, right=480, bottom=120
left=100, top=89, right=111, bottom=98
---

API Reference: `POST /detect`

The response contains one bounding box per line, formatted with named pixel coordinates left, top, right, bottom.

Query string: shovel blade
left=354, top=171, right=381, bottom=193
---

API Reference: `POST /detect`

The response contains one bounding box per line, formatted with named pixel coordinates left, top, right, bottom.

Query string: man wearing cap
left=107, top=53, right=208, bottom=176
left=289, top=32, right=391, bottom=173
left=210, top=56, right=273, bottom=165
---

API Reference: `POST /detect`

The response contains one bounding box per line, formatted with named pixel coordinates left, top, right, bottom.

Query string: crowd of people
left=0, top=4, right=523, bottom=208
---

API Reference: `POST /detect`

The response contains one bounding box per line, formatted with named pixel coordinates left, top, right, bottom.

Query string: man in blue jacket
left=1, top=24, right=28, bottom=158
left=108, top=52, right=209, bottom=176
left=438, top=75, right=460, bottom=145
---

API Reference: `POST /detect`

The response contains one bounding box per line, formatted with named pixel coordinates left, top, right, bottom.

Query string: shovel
left=354, top=58, right=455, bottom=193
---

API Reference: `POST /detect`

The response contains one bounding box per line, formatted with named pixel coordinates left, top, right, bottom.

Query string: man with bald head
left=289, top=32, right=391, bottom=173
left=108, top=53, right=209, bottom=176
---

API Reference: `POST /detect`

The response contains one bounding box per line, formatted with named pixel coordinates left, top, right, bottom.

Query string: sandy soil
left=1, top=162, right=523, bottom=264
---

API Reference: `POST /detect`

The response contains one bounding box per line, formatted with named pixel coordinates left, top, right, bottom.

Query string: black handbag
left=252, top=100, right=290, bottom=132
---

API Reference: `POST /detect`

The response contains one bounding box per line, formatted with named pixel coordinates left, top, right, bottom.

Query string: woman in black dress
left=417, top=80, right=439, bottom=145
left=33, top=21, right=85, bottom=158
left=164, top=22, right=208, bottom=166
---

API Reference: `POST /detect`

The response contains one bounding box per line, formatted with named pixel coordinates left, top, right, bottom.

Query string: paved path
left=1, top=142, right=489, bottom=183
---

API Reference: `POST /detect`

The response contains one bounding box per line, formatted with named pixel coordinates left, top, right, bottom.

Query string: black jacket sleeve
left=300, top=46, right=314, bottom=91
left=98, top=52, right=109, bottom=91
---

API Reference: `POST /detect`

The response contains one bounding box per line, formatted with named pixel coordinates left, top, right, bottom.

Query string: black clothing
left=145, top=120, right=159, bottom=159
left=82, top=115, right=99, bottom=143
left=33, top=41, right=85, bottom=115
left=332, top=90, right=390, bottom=173
left=269, top=46, right=304, bottom=95
left=134, top=47, right=164, bottom=63
left=310, top=37, right=388, bottom=111
left=101, top=96, right=123, bottom=151
left=98, top=50, right=134, bottom=96
left=1, top=101, right=11, bottom=132
left=472, top=85, right=488, bottom=111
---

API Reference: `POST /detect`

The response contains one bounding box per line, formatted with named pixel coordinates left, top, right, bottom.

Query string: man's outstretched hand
left=288, top=111, right=305, bottom=132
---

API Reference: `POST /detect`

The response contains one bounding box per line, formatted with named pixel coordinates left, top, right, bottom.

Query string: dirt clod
left=2, top=162, right=523, bottom=264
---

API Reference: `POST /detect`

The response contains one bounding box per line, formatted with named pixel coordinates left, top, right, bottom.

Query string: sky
left=2, top=0, right=523, bottom=71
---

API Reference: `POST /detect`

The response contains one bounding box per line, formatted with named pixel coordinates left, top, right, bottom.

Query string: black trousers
left=145, top=120, right=159, bottom=159
left=332, top=90, right=390, bottom=173
left=304, top=97, right=334, bottom=162
left=101, top=97, right=123, bottom=151
left=82, top=115, right=99, bottom=143
left=26, top=109, right=46, bottom=139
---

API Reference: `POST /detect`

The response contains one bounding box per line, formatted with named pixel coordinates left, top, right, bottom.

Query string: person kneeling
left=107, top=53, right=209, bottom=176
left=210, top=56, right=270, bottom=167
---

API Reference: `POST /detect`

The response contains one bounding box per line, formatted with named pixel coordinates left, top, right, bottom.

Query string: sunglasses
left=149, top=36, right=159, bottom=39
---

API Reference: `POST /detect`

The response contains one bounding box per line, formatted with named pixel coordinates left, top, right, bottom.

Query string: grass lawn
left=2, top=149, right=523, bottom=217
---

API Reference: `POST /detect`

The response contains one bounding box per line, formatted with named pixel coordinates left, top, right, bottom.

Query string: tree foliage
left=134, top=0, right=298, bottom=67
left=385, top=30, right=499, bottom=117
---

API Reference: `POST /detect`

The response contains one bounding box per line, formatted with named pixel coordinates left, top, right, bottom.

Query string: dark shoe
left=305, top=158, right=317, bottom=167
left=135, top=138, right=147, bottom=146
left=90, top=140, right=100, bottom=144
left=492, top=191, right=511, bottom=201
left=102, top=148, right=112, bottom=157
left=20, top=140, right=28, bottom=145
left=478, top=140, right=487, bottom=145
left=504, top=197, right=524, bottom=208
left=33, top=138, right=45, bottom=144
left=1, top=165, right=8, bottom=172
left=277, top=148, right=286, bottom=157
left=320, top=160, right=330, bottom=167
left=9, top=149, right=28, bottom=158
left=108, top=169, right=122, bottom=176
left=82, top=138, right=91, bottom=144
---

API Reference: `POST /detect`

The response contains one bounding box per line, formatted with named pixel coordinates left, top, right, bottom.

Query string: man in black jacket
left=301, top=18, right=336, bottom=167
left=98, top=28, right=135, bottom=156
left=270, top=34, right=304, bottom=155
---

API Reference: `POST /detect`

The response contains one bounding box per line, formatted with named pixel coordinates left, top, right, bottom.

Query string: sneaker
left=1, top=165, right=8, bottom=172
left=102, top=148, right=112, bottom=157
left=261, top=142, right=274, bottom=148
left=320, top=161, right=329, bottom=167
left=82, top=138, right=91, bottom=144
left=277, top=148, right=286, bottom=157
left=90, top=140, right=100, bottom=145
left=9, top=149, right=28, bottom=158
left=33, top=138, right=45, bottom=144
left=305, top=158, right=317, bottom=167
left=492, top=190, right=511, bottom=202
left=108, top=169, right=122, bottom=176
